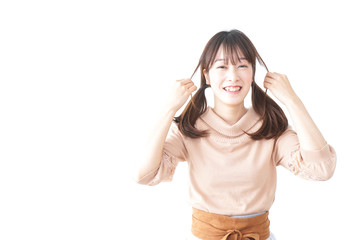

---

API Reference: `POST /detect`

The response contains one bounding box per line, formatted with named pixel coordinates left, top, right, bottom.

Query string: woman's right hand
left=166, top=78, right=197, bottom=113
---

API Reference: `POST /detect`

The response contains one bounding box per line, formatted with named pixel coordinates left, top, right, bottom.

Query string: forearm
left=135, top=78, right=197, bottom=182
left=285, top=95, right=327, bottom=150
left=135, top=107, right=177, bottom=182
left=264, top=72, right=328, bottom=150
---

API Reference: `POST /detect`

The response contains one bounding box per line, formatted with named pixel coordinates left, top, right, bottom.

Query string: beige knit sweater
left=137, top=107, right=336, bottom=216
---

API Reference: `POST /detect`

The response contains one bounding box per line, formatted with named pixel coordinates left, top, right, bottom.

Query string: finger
left=176, top=78, right=190, bottom=82
left=177, top=78, right=192, bottom=85
left=184, top=81, right=195, bottom=89
left=188, top=85, right=197, bottom=93
left=264, top=78, right=273, bottom=84
left=263, top=82, right=270, bottom=89
left=265, top=72, right=274, bottom=78
left=263, top=79, right=272, bottom=89
left=266, top=72, right=280, bottom=80
left=264, top=76, right=274, bottom=84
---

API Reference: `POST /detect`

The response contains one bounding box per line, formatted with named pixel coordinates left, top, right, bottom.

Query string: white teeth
left=224, top=86, right=241, bottom=91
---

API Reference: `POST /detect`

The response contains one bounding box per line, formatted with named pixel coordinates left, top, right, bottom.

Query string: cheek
left=207, top=71, right=223, bottom=84
left=240, top=71, right=253, bottom=84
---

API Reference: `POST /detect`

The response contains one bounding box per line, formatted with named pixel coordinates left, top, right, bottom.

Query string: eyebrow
left=215, top=58, right=247, bottom=62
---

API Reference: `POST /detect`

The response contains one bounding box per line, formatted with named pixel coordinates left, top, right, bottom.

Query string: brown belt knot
left=222, top=229, right=259, bottom=240
left=191, top=208, right=270, bottom=240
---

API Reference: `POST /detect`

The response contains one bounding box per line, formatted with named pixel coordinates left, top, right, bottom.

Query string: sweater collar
left=199, top=107, right=261, bottom=137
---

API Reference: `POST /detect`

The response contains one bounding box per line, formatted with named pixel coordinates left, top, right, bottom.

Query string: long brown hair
left=174, top=30, right=288, bottom=140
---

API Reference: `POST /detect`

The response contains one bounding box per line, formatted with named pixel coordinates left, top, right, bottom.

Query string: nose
left=226, top=66, right=239, bottom=83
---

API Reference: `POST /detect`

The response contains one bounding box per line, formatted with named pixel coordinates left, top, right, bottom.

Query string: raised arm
left=264, top=72, right=327, bottom=150
left=135, top=78, right=197, bottom=182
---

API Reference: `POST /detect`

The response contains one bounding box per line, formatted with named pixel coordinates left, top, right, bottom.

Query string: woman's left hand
left=263, top=72, right=297, bottom=106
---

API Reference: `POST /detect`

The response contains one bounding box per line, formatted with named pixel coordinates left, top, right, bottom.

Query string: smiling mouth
left=223, top=86, right=242, bottom=92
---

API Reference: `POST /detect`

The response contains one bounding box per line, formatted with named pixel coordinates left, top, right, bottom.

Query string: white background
left=1, top=0, right=359, bottom=239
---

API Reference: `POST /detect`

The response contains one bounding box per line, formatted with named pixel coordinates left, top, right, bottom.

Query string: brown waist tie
left=191, top=208, right=270, bottom=240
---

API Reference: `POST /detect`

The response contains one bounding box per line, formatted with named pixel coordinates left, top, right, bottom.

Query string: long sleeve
left=273, top=126, right=336, bottom=181
left=137, top=123, right=188, bottom=186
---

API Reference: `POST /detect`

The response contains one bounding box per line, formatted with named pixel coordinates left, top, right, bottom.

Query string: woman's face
left=204, top=46, right=253, bottom=109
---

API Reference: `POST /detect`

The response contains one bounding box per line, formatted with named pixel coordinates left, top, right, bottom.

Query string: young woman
left=136, top=29, right=336, bottom=240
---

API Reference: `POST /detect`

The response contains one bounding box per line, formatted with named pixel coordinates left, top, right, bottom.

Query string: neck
left=212, top=103, right=248, bottom=125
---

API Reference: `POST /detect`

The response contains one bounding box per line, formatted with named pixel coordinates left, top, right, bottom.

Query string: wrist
left=284, top=94, right=302, bottom=109
left=162, top=103, right=179, bottom=117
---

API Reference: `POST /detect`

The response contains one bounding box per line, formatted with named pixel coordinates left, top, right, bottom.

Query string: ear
left=203, top=69, right=210, bottom=85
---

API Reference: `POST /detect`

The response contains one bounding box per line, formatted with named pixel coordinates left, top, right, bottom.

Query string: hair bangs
left=203, top=31, right=259, bottom=72
left=221, top=36, right=254, bottom=66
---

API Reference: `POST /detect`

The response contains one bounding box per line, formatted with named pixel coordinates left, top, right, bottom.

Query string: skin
left=135, top=78, right=197, bottom=181
left=263, top=72, right=327, bottom=150
left=203, top=46, right=253, bottom=125
left=136, top=46, right=326, bottom=182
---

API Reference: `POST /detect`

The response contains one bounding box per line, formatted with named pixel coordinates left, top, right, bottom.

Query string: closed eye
left=217, top=66, right=226, bottom=69
left=238, top=65, right=248, bottom=68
